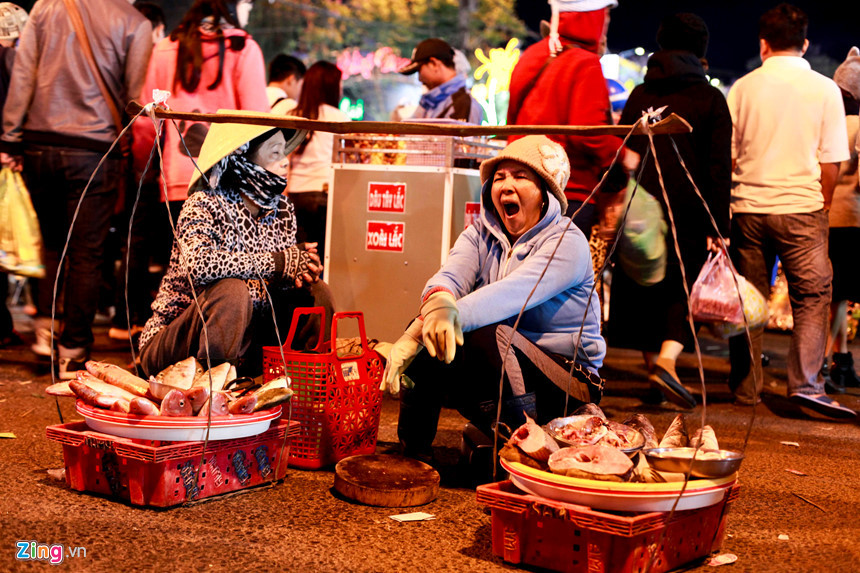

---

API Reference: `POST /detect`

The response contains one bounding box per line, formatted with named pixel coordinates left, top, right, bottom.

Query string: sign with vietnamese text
left=366, top=221, right=405, bottom=252
left=367, top=182, right=406, bottom=213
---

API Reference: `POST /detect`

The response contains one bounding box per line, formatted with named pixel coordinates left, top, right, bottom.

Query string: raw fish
left=572, top=403, right=607, bottom=421
left=659, top=414, right=689, bottom=448
left=160, top=389, right=193, bottom=416
left=507, top=414, right=559, bottom=462
left=85, top=360, right=148, bottom=396
left=690, top=425, right=719, bottom=450
left=129, top=396, right=160, bottom=416
left=156, top=357, right=203, bottom=391
left=548, top=444, right=634, bottom=481
left=623, top=413, right=658, bottom=449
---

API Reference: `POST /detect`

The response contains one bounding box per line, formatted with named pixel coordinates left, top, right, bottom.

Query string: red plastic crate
left=46, top=419, right=298, bottom=507
left=262, top=308, right=384, bottom=469
left=477, top=480, right=740, bottom=573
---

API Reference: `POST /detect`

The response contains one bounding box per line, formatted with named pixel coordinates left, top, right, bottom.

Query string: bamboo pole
left=126, top=101, right=692, bottom=138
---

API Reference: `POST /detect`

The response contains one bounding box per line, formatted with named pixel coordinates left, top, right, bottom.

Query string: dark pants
left=288, top=191, right=328, bottom=261
left=139, top=278, right=334, bottom=377
left=398, top=324, right=600, bottom=456
left=23, top=145, right=121, bottom=350
left=728, top=211, right=831, bottom=401
left=566, top=199, right=596, bottom=239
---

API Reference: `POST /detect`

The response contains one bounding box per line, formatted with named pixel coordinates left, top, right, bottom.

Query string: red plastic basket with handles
left=261, top=307, right=384, bottom=469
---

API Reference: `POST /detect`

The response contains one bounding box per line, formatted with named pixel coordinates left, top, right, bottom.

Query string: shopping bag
left=0, top=167, right=44, bottom=278
left=617, top=178, right=667, bottom=286
left=690, top=250, right=743, bottom=323
left=708, top=274, right=769, bottom=339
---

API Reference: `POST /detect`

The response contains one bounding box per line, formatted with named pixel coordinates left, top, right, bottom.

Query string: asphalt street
left=1, top=307, right=858, bottom=572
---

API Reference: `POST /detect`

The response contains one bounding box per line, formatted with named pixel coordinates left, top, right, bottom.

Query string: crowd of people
left=0, top=0, right=857, bottom=456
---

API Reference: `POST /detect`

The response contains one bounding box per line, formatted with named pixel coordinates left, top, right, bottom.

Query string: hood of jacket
left=643, top=50, right=707, bottom=88
left=556, top=9, right=608, bottom=54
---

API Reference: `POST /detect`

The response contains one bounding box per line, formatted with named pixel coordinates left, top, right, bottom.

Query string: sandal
left=649, top=364, right=697, bottom=409
left=789, top=393, right=856, bottom=419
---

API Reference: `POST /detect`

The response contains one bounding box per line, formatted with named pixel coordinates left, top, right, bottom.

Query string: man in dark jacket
left=0, top=0, right=152, bottom=378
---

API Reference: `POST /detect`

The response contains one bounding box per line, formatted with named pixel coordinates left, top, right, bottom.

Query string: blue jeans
left=23, top=145, right=122, bottom=350
left=728, top=211, right=831, bottom=400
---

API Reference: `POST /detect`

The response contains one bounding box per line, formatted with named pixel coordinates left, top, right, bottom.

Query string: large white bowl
left=75, top=401, right=282, bottom=442
left=501, top=458, right=737, bottom=512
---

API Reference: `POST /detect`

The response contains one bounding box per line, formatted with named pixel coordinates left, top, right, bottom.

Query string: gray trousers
left=728, top=211, right=831, bottom=401
left=140, top=278, right=334, bottom=378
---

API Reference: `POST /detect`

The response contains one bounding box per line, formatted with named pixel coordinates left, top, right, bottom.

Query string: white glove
left=420, top=291, right=464, bottom=364
left=380, top=319, right=424, bottom=396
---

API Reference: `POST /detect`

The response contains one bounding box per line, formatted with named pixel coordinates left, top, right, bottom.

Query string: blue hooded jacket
left=421, top=177, right=606, bottom=370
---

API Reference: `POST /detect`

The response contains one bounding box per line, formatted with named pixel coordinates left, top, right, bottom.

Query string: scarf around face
left=209, top=143, right=288, bottom=211
left=419, top=74, right=467, bottom=112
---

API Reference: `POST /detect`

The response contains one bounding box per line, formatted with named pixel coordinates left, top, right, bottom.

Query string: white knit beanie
left=553, top=0, right=618, bottom=12
left=480, top=136, right=570, bottom=213
left=834, top=46, right=860, bottom=101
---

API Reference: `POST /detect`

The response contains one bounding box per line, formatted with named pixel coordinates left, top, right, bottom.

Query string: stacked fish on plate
left=500, top=405, right=732, bottom=483
left=45, top=357, right=293, bottom=418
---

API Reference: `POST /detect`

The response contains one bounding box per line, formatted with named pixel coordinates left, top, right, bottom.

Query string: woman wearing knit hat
left=824, top=47, right=860, bottom=392
left=138, top=112, right=333, bottom=378
left=380, top=135, right=605, bottom=464
left=605, top=12, right=732, bottom=409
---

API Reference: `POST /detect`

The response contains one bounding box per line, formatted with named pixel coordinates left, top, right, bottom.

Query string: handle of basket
left=332, top=311, right=369, bottom=356
left=283, top=306, right=327, bottom=352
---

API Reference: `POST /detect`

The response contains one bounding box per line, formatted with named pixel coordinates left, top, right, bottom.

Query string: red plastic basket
left=45, top=420, right=298, bottom=507
left=261, top=307, right=384, bottom=469
left=476, top=480, right=740, bottom=573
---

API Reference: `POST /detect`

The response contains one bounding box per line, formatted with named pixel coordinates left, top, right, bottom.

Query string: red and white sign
left=464, top=202, right=481, bottom=229
left=367, top=182, right=406, bottom=213
left=366, top=221, right=405, bottom=252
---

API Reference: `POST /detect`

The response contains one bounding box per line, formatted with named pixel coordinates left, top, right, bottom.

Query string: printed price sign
left=367, top=182, right=406, bottom=213
left=366, top=221, right=405, bottom=252
left=464, top=202, right=481, bottom=229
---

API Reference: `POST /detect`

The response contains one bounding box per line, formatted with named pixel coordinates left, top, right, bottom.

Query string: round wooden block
left=333, top=454, right=440, bottom=507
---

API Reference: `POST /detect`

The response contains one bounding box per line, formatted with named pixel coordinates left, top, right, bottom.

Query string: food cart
left=325, top=134, right=504, bottom=342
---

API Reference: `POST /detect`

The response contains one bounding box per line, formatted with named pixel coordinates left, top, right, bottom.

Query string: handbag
left=617, top=178, right=667, bottom=286
left=0, top=167, right=44, bottom=278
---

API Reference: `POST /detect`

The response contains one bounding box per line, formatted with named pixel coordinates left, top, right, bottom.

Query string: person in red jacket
left=507, top=0, right=623, bottom=237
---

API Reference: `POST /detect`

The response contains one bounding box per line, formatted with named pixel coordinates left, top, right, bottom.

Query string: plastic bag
left=708, top=274, right=769, bottom=339
left=690, top=250, right=743, bottom=323
left=617, top=178, right=667, bottom=286
left=0, top=167, right=44, bottom=278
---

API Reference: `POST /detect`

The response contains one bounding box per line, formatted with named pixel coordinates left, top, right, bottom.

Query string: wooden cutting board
left=333, top=454, right=440, bottom=507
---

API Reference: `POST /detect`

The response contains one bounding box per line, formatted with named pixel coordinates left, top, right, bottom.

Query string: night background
left=12, top=1, right=860, bottom=83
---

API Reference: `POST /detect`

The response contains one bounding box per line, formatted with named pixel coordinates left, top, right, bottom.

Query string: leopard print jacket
left=139, top=186, right=298, bottom=352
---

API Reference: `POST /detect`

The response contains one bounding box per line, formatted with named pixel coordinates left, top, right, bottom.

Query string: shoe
left=57, top=345, right=88, bottom=381
left=57, top=357, right=88, bottom=380
left=789, top=393, right=857, bottom=419
left=31, top=327, right=55, bottom=357
left=831, top=352, right=860, bottom=388
left=648, top=364, right=696, bottom=409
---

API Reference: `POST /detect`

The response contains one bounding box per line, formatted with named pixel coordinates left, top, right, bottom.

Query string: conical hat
left=187, top=109, right=308, bottom=191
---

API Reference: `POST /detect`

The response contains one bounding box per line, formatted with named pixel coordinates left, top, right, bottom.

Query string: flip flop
left=790, top=394, right=857, bottom=419
left=649, top=365, right=697, bottom=409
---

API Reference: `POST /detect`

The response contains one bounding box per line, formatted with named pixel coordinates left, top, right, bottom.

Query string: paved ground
left=1, top=306, right=859, bottom=572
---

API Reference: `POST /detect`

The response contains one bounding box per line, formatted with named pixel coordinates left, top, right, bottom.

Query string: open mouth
left=502, top=202, right=520, bottom=217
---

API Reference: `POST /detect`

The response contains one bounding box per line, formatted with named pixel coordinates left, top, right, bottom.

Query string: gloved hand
left=420, top=291, right=464, bottom=364
left=380, top=319, right=423, bottom=396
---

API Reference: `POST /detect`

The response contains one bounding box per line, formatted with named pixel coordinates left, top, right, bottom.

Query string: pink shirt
left=132, top=27, right=270, bottom=202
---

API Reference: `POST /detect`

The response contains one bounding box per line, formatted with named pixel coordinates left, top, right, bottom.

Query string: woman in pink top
left=131, top=0, right=269, bottom=266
